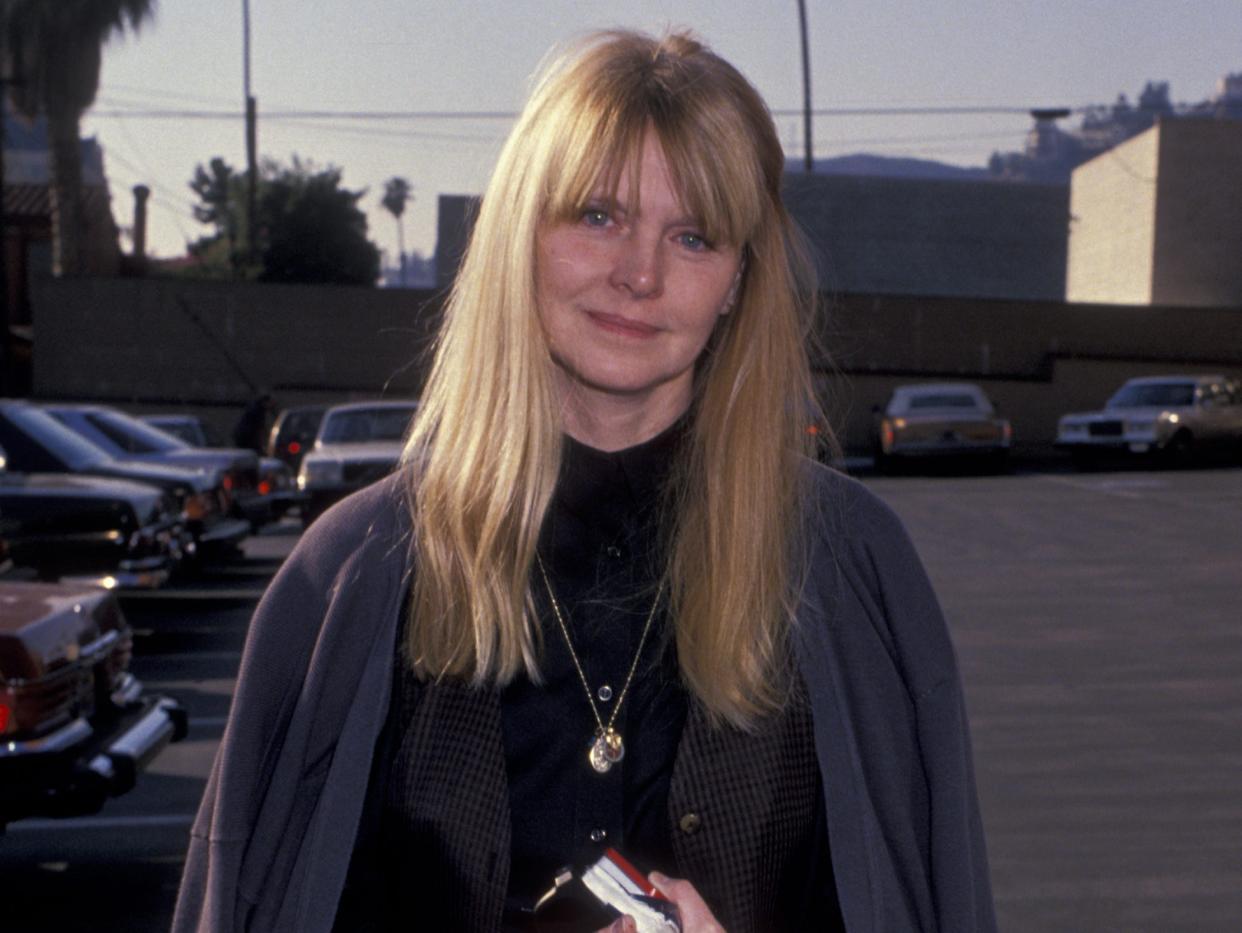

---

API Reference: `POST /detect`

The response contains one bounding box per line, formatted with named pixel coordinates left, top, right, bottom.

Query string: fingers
left=599, top=917, right=636, bottom=933
left=649, top=872, right=726, bottom=932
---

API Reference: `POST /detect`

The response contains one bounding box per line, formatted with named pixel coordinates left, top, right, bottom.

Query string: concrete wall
left=1066, top=128, right=1159, bottom=304
left=1151, top=120, right=1242, bottom=307
left=1067, top=119, right=1242, bottom=308
left=783, top=173, right=1070, bottom=302
left=31, top=277, right=1242, bottom=456
left=31, top=276, right=441, bottom=441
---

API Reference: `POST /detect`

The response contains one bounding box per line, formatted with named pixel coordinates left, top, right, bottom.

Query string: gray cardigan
left=173, top=465, right=996, bottom=932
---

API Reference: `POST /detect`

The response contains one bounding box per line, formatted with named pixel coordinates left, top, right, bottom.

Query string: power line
left=90, top=103, right=1086, bottom=121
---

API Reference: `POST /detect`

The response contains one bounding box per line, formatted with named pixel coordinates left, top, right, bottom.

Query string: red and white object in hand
left=581, top=848, right=682, bottom=933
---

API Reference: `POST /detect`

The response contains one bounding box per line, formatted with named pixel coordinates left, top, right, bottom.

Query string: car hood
left=306, top=440, right=405, bottom=463
left=0, top=471, right=165, bottom=515
left=87, top=459, right=216, bottom=494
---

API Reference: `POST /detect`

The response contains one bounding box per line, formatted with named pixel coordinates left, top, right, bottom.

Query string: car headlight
left=1058, top=421, right=1085, bottom=436
left=298, top=459, right=343, bottom=490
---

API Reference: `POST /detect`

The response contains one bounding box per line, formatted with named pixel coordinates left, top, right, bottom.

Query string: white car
left=296, top=400, right=418, bottom=523
left=1056, top=374, right=1242, bottom=465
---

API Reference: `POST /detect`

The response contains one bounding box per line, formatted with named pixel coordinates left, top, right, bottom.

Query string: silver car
left=1056, top=374, right=1242, bottom=465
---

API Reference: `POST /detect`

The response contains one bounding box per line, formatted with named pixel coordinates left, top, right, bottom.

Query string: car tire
left=1161, top=431, right=1194, bottom=469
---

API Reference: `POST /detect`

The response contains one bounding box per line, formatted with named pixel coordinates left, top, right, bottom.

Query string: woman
left=174, top=30, right=995, bottom=933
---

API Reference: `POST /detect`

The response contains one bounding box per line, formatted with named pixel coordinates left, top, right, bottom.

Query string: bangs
left=540, top=88, right=767, bottom=250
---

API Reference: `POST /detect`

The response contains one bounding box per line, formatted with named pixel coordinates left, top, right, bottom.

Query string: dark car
left=44, top=404, right=299, bottom=528
left=0, top=401, right=249, bottom=559
left=0, top=443, right=184, bottom=588
left=267, top=405, right=327, bottom=471
left=0, top=580, right=188, bottom=827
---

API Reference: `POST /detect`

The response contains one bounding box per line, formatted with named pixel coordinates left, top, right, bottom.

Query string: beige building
left=1067, top=118, right=1242, bottom=307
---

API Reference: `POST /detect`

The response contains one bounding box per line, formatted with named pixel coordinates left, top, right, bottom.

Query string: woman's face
left=535, top=132, right=743, bottom=440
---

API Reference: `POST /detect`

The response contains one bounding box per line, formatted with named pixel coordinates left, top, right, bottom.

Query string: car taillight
left=222, top=473, right=235, bottom=491
left=287, top=441, right=301, bottom=455
left=258, top=479, right=273, bottom=495
left=1002, top=421, right=1013, bottom=443
left=0, top=696, right=11, bottom=736
left=881, top=421, right=895, bottom=453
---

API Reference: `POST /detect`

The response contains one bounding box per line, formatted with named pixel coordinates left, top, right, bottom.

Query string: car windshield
left=1107, top=383, right=1195, bottom=408
left=147, top=417, right=207, bottom=447
left=319, top=406, right=415, bottom=444
left=9, top=407, right=113, bottom=470
left=84, top=410, right=188, bottom=454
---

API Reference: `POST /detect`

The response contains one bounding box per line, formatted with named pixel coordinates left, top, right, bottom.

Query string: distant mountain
left=788, top=153, right=989, bottom=181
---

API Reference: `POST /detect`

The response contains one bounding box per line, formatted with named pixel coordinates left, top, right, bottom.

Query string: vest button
left=606, top=545, right=622, bottom=559
left=678, top=812, right=701, bottom=835
left=590, top=828, right=607, bottom=843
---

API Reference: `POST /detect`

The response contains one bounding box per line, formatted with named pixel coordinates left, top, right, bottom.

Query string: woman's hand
left=649, top=872, right=726, bottom=932
left=592, top=873, right=724, bottom=933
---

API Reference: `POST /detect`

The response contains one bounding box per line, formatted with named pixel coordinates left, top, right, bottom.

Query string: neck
left=555, top=378, right=691, bottom=452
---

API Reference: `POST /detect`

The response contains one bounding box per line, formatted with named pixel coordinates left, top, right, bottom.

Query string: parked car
left=46, top=405, right=298, bottom=528
left=0, top=443, right=184, bottom=588
left=0, top=401, right=249, bottom=559
left=873, top=383, right=1011, bottom=471
left=267, top=404, right=327, bottom=471
left=297, top=401, right=417, bottom=525
left=0, top=580, right=188, bottom=827
left=139, top=413, right=215, bottom=448
left=1056, top=374, right=1242, bottom=466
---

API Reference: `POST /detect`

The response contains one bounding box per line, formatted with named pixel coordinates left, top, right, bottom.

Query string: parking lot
left=2, top=465, right=1240, bottom=931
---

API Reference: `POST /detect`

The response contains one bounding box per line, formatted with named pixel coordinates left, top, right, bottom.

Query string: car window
left=4, top=407, right=112, bottom=470
left=320, top=407, right=415, bottom=444
left=1107, top=383, right=1195, bottom=408
left=907, top=393, right=984, bottom=411
left=94, top=411, right=187, bottom=453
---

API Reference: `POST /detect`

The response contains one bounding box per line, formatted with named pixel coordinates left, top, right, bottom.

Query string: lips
left=585, top=310, right=661, bottom=338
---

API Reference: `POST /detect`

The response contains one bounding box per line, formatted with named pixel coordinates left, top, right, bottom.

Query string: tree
left=187, top=155, right=380, bottom=286
left=2, top=0, right=157, bottom=276
left=380, top=176, right=411, bottom=285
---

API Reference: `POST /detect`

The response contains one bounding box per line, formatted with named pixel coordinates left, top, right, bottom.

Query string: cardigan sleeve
left=844, top=477, right=997, bottom=932
left=801, top=467, right=997, bottom=932
left=172, top=476, right=409, bottom=933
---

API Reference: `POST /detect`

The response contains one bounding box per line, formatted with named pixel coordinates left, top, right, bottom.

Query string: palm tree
left=2, top=0, right=157, bottom=276
left=381, top=176, right=411, bottom=285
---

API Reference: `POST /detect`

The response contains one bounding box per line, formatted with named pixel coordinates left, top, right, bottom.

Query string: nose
left=610, top=232, right=663, bottom=298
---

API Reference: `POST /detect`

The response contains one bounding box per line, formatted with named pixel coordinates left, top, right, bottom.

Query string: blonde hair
left=404, top=29, right=826, bottom=728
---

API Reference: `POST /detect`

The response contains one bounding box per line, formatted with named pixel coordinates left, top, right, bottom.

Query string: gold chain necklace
left=536, top=555, right=664, bottom=775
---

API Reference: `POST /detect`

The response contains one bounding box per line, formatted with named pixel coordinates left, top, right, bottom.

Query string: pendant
left=588, top=729, right=625, bottom=774
left=589, top=735, right=613, bottom=773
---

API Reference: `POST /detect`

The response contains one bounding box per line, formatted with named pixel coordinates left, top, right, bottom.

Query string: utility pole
left=797, top=0, right=814, bottom=172
left=0, top=83, right=9, bottom=395
left=243, top=0, right=258, bottom=269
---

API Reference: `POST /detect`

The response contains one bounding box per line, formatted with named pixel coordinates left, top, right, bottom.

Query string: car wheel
left=1161, top=431, right=1194, bottom=469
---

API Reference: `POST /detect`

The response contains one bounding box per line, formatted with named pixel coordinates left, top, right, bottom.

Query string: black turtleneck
left=500, top=421, right=689, bottom=922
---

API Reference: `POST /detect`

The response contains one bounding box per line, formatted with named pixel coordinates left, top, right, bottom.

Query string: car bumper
left=0, top=694, right=188, bottom=824
left=237, top=489, right=306, bottom=526
left=1055, top=436, right=1163, bottom=454
left=886, top=440, right=1009, bottom=458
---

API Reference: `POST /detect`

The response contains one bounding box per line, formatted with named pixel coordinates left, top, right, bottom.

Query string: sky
left=81, top=0, right=1242, bottom=268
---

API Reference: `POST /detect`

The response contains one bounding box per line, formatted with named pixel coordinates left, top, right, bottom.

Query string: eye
left=677, top=231, right=712, bottom=252
left=581, top=208, right=611, bottom=228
